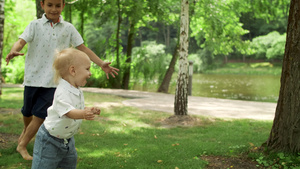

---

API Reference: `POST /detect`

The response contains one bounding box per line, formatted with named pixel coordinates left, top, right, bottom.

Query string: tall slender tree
left=0, top=0, right=4, bottom=95
left=266, top=0, right=300, bottom=153
left=174, top=0, right=189, bottom=115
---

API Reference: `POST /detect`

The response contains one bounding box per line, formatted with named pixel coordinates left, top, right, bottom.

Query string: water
left=133, top=74, right=281, bottom=103
left=190, top=74, right=280, bottom=102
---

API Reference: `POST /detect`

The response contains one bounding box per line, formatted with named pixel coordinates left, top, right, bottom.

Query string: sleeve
left=19, top=21, right=35, bottom=43
left=69, top=24, right=84, bottom=47
left=53, top=91, right=76, bottom=118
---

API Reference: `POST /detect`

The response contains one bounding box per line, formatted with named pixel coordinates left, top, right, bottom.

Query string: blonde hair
left=53, top=48, right=89, bottom=84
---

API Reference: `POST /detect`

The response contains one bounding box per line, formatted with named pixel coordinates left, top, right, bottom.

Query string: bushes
left=250, top=31, right=286, bottom=61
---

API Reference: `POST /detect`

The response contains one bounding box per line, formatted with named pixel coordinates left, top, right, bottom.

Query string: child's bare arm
left=6, top=39, right=26, bottom=65
left=65, top=108, right=98, bottom=120
left=76, top=44, right=119, bottom=79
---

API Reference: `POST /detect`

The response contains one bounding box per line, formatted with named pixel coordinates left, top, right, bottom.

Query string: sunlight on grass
left=0, top=88, right=24, bottom=108
left=0, top=88, right=274, bottom=169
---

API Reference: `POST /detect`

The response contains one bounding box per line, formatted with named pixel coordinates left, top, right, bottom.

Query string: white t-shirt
left=44, top=79, right=84, bottom=139
left=19, top=14, right=84, bottom=87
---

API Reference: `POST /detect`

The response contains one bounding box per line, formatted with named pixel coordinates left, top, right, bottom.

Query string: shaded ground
left=160, top=115, right=260, bottom=169
left=0, top=107, right=20, bottom=114
left=201, top=155, right=259, bottom=169
left=0, top=108, right=20, bottom=149
left=0, top=133, right=19, bottom=149
left=0, top=108, right=261, bottom=168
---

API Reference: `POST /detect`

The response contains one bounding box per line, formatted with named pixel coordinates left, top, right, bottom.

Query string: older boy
left=6, top=0, right=118, bottom=160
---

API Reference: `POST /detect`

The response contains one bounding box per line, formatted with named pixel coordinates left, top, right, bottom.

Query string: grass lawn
left=0, top=87, right=274, bottom=168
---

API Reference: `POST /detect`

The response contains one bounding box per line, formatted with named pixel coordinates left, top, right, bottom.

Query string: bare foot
left=16, top=145, right=33, bottom=160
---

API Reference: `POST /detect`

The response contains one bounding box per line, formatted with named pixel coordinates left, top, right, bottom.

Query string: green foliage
left=253, top=152, right=300, bottom=169
left=131, top=41, right=171, bottom=87
left=2, top=0, right=289, bottom=90
left=190, top=0, right=251, bottom=55
left=2, top=0, right=35, bottom=83
left=2, top=56, right=25, bottom=83
left=250, top=31, right=286, bottom=60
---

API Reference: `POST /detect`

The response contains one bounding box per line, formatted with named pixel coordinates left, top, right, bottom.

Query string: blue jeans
left=31, top=124, right=77, bottom=169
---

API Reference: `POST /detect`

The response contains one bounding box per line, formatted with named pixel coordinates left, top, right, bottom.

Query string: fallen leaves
left=172, top=143, right=180, bottom=146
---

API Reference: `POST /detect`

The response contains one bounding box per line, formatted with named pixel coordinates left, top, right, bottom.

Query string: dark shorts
left=21, top=86, right=56, bottom=119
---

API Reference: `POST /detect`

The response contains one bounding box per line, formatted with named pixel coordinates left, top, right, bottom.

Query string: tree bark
left=122, top=20, right=135, bottom=89
left=0, top=0, right=4, bottom=96
left=157, top=42, right=179, bottom=93
left=111, top=0, right=122, bottom=89
left=36, top=0, right=44, bottom=19
left=266, top=0, right=300, bottom=153
left=174, top=0, right=189, bottom=116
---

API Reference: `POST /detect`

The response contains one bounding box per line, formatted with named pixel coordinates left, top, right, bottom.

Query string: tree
left=266, top=0, right=300, bottom=153
left=157, top=0, right=180, bottom=93
left=174, top=0, right=189, bottom=116
left=0, top=0, right=4, bottom=96
left=36, top=0, right=43, bottom=19
left=157, top=42, right=179, bottom=93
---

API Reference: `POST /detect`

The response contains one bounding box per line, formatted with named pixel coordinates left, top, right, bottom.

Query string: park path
left=2, top=84, right=276, bottom=121
left=82, top=87, right=276, bottom=121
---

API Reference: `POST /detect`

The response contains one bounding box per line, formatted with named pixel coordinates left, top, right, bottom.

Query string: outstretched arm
left=6, top=39, right=26, bottom=65
left=76, top=44, right=119, bottom=79
left=66, top=107, right=100, bottom=120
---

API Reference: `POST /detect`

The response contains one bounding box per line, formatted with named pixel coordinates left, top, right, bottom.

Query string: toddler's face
left=73, top=57, right=92, bottom=88
left=41, top=0, right=65, bottom=23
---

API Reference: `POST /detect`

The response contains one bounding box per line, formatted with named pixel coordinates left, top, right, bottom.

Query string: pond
left=133, top=74, right=281, bottom=103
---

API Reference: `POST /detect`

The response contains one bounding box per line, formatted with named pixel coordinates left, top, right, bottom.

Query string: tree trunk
left=122, top=20, right=135, bottom=89
left=0, top=0, right=4, bottom=96
left=111, top=0, right=122, bottom=89
left=80, top=10, right=84, bottom=40
left=64, top=2, right=73, bottom=23
left=157, top=42, right=179, bottom=93
left=174, top=0, right=189, bottom=116
left=36, top=0, right=44, bottom=19
left=266, top=0, right=300, bottom=153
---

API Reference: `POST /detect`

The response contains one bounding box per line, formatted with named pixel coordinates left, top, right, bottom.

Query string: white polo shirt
left=44, top=79, right=84, bottom=139
left=20, top=14, right=84, bottom=87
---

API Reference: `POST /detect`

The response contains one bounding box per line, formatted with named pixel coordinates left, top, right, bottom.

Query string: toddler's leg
left=58, top=137, right=78, bottom=169
left=32, top=125, right=60, bottom=169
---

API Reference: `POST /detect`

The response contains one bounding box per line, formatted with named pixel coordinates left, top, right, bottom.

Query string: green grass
left=0, top=87, right=273, bottom=168
left=0, top=87, right=24, bottom=108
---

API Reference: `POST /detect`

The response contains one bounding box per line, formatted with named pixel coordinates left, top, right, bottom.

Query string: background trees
left=1, top=0, right=290, bottom=93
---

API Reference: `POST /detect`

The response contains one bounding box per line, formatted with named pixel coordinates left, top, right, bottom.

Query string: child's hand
left=6, top=52, right=24, bottom=65
left=83, top=108, right=96, bottom=120
left=91, top=107, right=101, bottom=115
left=101, top=62, right=119, bottom=79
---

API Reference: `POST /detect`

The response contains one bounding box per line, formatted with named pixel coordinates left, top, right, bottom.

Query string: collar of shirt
left=41, top=13, right=63, bottom=26
left=59, top=78, right=81, bottom=96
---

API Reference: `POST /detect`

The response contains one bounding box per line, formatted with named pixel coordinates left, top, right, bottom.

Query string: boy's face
left=73, top=56, right=92, bottom=88
left=41, top=0, right=65, bottom=23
